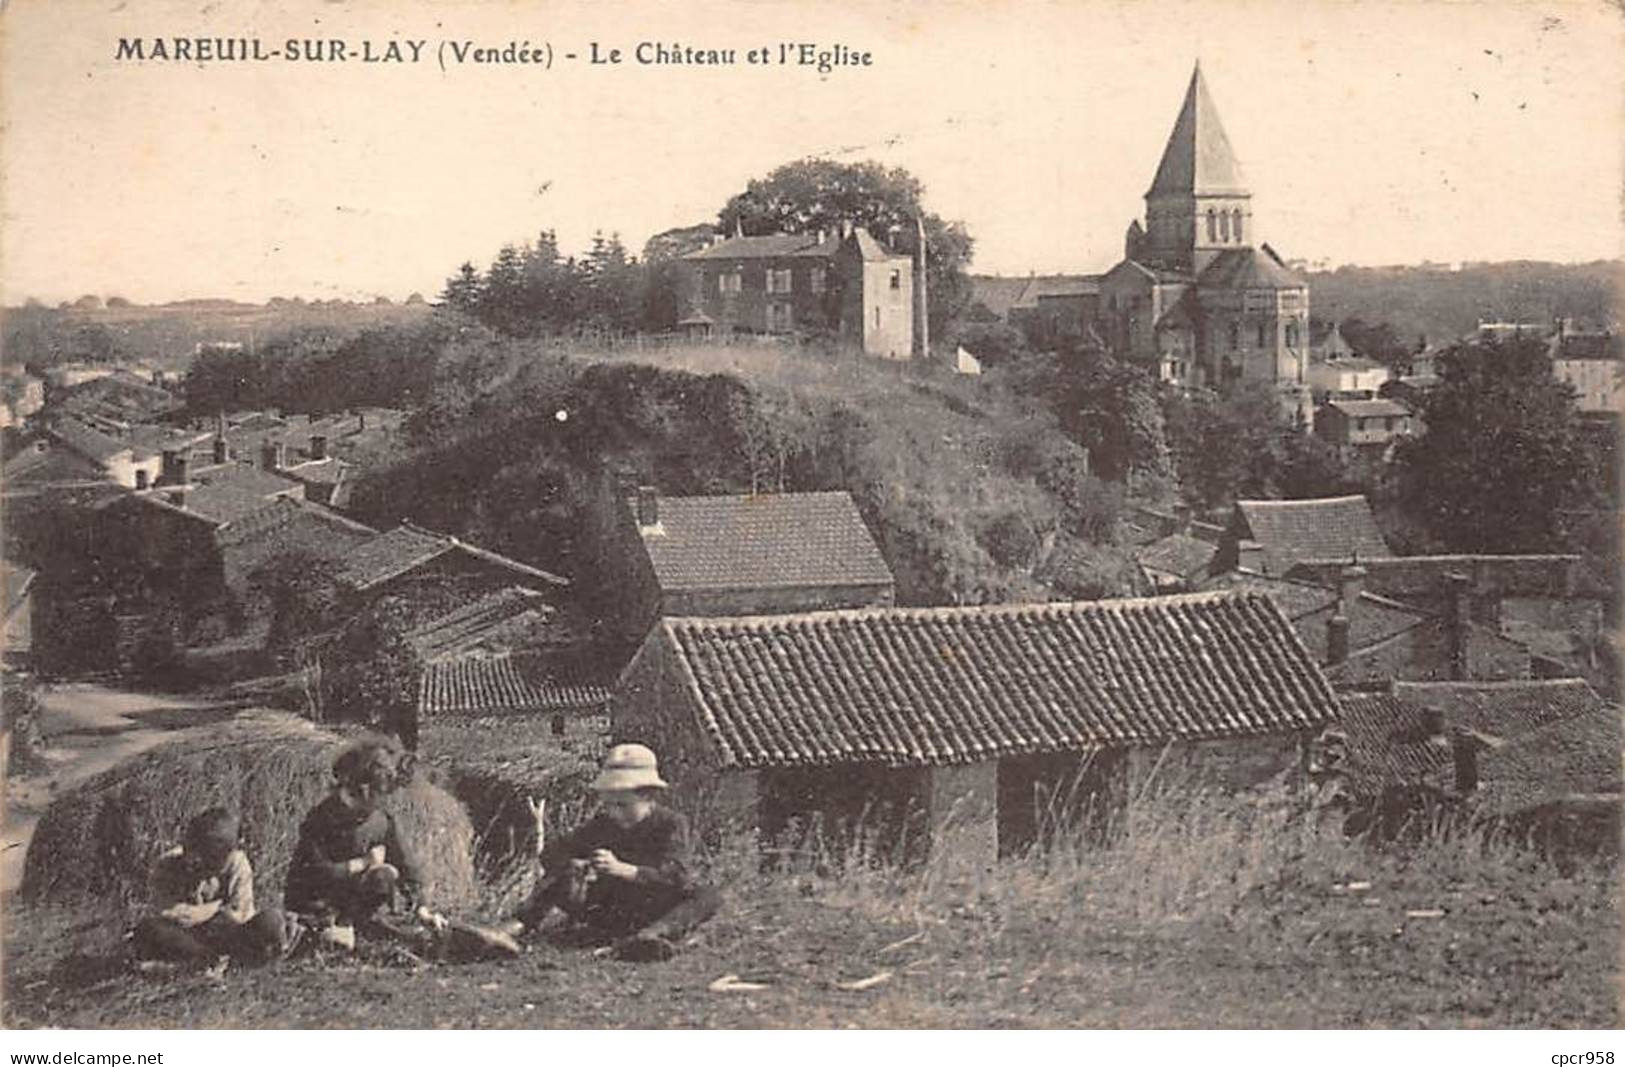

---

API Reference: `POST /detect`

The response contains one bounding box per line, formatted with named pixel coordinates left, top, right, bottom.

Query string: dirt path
left=2, top=683, right=239, bottom=896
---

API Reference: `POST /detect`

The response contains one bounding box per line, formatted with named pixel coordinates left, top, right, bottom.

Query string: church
left=1095, top=63, right=1313, bottom=419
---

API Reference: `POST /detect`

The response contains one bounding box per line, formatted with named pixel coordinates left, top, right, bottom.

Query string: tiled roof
left=640, top=491, right=893, bottom=593
left=1389, top=678, right=1610, bottom=740
left=1233, top=495, right=1391, bottom=576
left=1333, top=693, right=1454, bottom=794
left=339, top=525, right=455, bottom=590
left=1326, top=399, right=1411, bottom=419
left=1286, top=554, right=1602, bottom=602
left=1012, top=275, right=1100, bottom=308
left=683, top=233, right=838, bottom=261
left=1549, top=333, right=1622, bottom=362
left=968, top=276, right=1033, bottom=318
left=1197, top=246, right=1307, bottom=291
left=1200, top=570, right=1425, bottom=657
left=407, top=587, right=559, bottom=662
left=176, top=483, right=290, bottom=525
left=652, top=591, right=1340, bottom=768
left=1476, top=710, right=1622, bottom=814
left=1316, top=356, right=1388, bottom=374
left=50, top=419, right=130, bottom=463
left=419, top=653, right=611, bottom=716
left=338, top=524, right=568, bottom=592
left=1136, top=533, right=1215, bottom=579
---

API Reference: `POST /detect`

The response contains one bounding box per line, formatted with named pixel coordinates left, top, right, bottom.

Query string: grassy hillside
left=350, top=335, right=1141, bottom=611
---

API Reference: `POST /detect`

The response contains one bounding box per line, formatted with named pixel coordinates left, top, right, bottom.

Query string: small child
left=508, top=744, right=719, bottom=962
left=131, top=807, right=294, bottom=966
left=284, top=735, right=425, bottom=949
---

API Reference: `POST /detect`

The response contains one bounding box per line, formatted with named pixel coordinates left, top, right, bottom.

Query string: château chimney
left=160, top=447, right=189, bottom=487
left=635, top=485, right=659, bottom=528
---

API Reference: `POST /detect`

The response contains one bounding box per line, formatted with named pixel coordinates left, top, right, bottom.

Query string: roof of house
left=1012, top=275, right=1101, bottom=308
left=176, top=483, right=290, bottom=525
left=649, top=591, right=1340, bottom=768
left=50, top=419, right=132, bottom=463
left=969, top=276, right=1036, bottom=318
left=1388, top=678, right=1610, bottom=740
left=2, top=438, right=110, bottom=487
left=1197, top=245, right=1307, bottom=291
left=420, top=652, right=611, bottom=716
left=1286, top=553, right=1605, bottom=602
left=1325, top=398, right=1412, bottom=419
left=1136, top=532, right=1216, bottom=580
left=1549, top=333, right=1622, bottom=362
left=1315, top=356, right=1389, bottom=374
left=1200, top=569, right=1428, bottom=659
left=1147, top=63, right=1249, bottom=197
left=1233, top=496, right=1392, bottom=575
left=407, top=587, right=559, bottom=662
left=1476, top=709, right=1622, bottom=814
left=683, top=233, right=834, bottom=261
left=338, top=523, right=567, bottom=592
left=1333, top=692, right=1454, bottom=794
left=638, top=491, right=893, bottom=593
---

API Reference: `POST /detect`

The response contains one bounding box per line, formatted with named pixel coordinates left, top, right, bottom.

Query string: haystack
left=21, top=712, right=479, bottom=912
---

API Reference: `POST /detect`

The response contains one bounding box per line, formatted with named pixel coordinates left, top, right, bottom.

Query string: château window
left=1228, top=322, right=1240, bottom=350
left=1207, top=209, right=1217, bottom=242
left=718, top=271, right=742, bottom=295
left=1232, top=210, right=1244, bottom=243
left=1256, top=322, right=1267, bottom=348
left=766, top=268, right=793, bottom=294
left=874, top=306, right=881, bottom=328
left=810, top=267, right=826, bottom=294
left=1219, top=211, right=1230, bottom=242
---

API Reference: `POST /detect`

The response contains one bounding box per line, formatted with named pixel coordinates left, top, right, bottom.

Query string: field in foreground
left=6, top=820, right=1617, bottom=1029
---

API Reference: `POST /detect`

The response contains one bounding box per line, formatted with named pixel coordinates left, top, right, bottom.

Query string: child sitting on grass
left=507, top=743, right=720, bottom=962
left=132, top=807, right=296, bottom=966
left=284, top=735, right=426, bottom=951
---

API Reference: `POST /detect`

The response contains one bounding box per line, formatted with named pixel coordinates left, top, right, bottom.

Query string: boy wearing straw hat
left=508, top=743, right=720, bottom=962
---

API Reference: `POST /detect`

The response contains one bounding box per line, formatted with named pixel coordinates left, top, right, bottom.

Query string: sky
left=2, top=0, right=1622, bottom=304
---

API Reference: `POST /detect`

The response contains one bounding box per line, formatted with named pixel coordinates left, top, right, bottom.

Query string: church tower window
left=1206, top=209, right=1217, bottom=242
left=1219, top=211, right=1230, bottom=242
left=1232, top=210, right=1244, bottom=243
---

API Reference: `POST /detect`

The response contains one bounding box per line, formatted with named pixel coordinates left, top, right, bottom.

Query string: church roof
left=1147, top=63, right=1249, bottom=198
left=1198, top=245, right=1307, bottom=291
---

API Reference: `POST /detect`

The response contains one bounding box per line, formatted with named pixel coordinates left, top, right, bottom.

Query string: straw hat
left=591, top=743, right=669, bottom=792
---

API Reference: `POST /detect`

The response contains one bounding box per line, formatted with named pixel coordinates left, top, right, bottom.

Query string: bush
left=21, top=713, right=479, bottom=913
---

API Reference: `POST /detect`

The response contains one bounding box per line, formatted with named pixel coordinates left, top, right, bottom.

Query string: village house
left=679, top=224, right=921, bottom=360
left=1309, top=321, right=1357, bottom=363
left=613, top=591, right=1341, bottom=862
left=1305, top=355, right=1392, bottom=401
left=335, top=522, right=571, bottom=624
left=1132, top=505, right=1219, bottom=593
left=1202, top=566, right=1531, bottom=684
left=1327, top=678, right=1619, bottom=854
left=1211, top=495, right=1392, bottom=577
left=1286, top=554, right=1611, bottom=688
left=1313, top=397, right=1418, bottom=464
left=1095, top=64, right=1312, bottom=422
left=594, top=486, right=895, bottom=648
left=1546, top=327, right=1622, bottom=417
left=1007, top=274, right=1100, bottom=347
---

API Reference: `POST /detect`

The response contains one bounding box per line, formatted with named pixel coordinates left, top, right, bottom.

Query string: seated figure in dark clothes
left=132, top=807, right=295, bottom=966
left=507, top=744, right=720, bottom=962
left=285, top=735, right=425, bottom=950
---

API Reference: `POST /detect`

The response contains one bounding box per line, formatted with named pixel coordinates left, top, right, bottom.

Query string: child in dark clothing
left=509, top=744, right=719, bottom=962
left=131, top=808, right=295, bottom=966
left=285, top=736, right=425, bottom=949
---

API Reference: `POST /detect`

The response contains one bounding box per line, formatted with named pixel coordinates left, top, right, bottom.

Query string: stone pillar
left=927, top=761, right=997, bottom=869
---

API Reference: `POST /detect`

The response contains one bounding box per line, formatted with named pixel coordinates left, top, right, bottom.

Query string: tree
left=441, top=262, right=484, bottom=315
left=1392, top=338, right=1594, bottom=552
left=717, top=158, right=975, bottom=343
left=1061, top=353, right=1171, bottom=487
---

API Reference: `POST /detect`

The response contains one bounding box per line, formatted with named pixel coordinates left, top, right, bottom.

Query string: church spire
left=1147, top=62, right=1248, bottom=198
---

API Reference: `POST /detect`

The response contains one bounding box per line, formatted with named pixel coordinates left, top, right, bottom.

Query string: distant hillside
left=1306, top=261, right=1621, bottom=345
left=1, top=299, right=433, bottom=373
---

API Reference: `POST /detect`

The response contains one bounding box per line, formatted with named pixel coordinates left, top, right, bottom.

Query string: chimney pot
left=1338, top=564, right=1367, bottom=608
left=310, top=434, right=328, bottom=461
left=134, top=468, right=150, bottom=490
left=1450, top=727, right=1480, bottom=794
left=262, top=440, right=286, bottom=471
left=1172, top=504, right=1192, bottom=536
left=635, top=485, right=659, bottom=528
left=1326, top=612, right=1350, bottom=666
left=1445, top=571, right=1471, bottom=680
left=1421, top=706, right=1446, bottom=739
left=213, top=436, right=229, bottom=466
